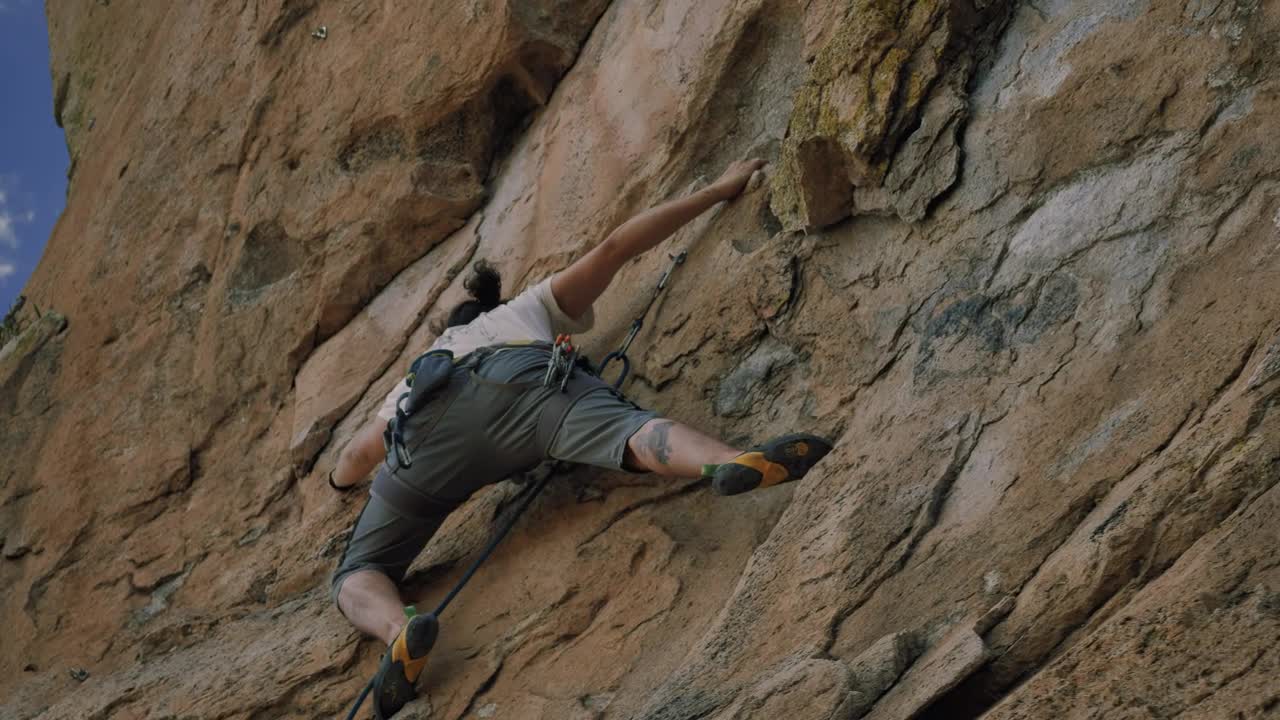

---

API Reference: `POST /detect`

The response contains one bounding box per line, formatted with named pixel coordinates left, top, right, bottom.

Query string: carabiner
left=598, top=350, right=631, bottom=390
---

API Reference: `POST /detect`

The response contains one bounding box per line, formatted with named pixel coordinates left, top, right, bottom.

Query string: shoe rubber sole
left=373, top=613, right=439, bottom=719
left=711, top=433, right=833, bottom=496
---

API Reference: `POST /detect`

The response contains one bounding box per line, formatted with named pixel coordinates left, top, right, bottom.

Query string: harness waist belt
left=374, top=344, right=607, bottom=521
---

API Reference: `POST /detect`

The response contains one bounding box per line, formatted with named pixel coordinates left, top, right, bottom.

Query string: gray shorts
left=331, top=346, right=657, bottom=604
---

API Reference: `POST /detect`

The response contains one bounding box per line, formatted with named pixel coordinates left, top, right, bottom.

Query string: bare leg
left=336, top=570, right=407, bottom=645
left=332, top=421, right=386, bottom=488
left=625, top=418, right=741, bottom=477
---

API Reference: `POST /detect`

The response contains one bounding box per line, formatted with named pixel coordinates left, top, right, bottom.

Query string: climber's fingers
left=711, top=158, right=768, bottom=200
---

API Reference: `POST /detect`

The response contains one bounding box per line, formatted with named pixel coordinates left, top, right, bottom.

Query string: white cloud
left=0, top=214, right=15, bottom=249
left=0, top=181, right=34, bottom=250
left=0, top=261, right=15, bottom=281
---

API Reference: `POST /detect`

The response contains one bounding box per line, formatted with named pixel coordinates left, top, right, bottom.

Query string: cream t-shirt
left=376, top=277, right=593, bottom=421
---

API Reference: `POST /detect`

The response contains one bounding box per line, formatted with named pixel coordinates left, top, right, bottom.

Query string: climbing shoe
left=372, top=612, right=439, bottom=719
left=709, top=433, right=833, bottom=496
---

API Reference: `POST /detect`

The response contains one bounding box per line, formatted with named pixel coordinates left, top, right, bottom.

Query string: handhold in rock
left=975, top=596, right=1016, bottom=636
left=845, top=631, right=924, bottom=719
left=862, top=625, right=989, bottom=720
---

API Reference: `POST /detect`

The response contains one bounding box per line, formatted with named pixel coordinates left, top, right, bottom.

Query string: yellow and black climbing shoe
left=373, top=613, right=439, bottom=719
left=709, top=433, right=833, bottom=496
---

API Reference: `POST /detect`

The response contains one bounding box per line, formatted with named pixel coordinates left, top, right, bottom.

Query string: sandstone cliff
left=3, top=1, right=1278, bottom=718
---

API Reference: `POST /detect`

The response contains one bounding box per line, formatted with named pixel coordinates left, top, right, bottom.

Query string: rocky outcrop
left=771, top=0, right=1013, bottom=230
left=3, top=1, right=1279, bottom=719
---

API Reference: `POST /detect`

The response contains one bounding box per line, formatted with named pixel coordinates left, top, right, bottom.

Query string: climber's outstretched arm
left=551, top=158, right=765, bottom=319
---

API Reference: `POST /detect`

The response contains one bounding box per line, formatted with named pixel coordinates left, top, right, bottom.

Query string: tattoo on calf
left=646, top=421, right=675, bottom=466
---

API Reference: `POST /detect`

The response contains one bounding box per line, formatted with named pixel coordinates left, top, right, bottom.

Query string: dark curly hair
left=447, top=260, right=503, bottom=327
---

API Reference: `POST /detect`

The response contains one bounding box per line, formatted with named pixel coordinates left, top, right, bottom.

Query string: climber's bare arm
left=551, top=158, right=766, bottom=319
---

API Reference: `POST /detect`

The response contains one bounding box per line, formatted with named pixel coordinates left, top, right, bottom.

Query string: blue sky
left=0, top=0, right=69, bottom=316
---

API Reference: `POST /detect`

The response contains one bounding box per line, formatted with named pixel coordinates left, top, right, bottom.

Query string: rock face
left=3, top=1, right=1279, bottom=719
left=770, top=0, right=1008, bottom=230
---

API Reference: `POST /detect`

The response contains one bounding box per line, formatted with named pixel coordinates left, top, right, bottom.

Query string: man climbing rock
left=326, top=158, right=833, bottom=718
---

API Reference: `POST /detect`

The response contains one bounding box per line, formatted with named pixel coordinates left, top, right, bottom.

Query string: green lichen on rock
left=770, top=0, right=957, bottom=231
left=0, top=297, right=22, bottom=348
left=0, top=311, right=68, bottom=388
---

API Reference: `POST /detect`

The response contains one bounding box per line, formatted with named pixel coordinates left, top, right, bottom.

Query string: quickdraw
left=598, top=250, right=686, bottom=389
left=542, top=334, right=579, bottom=391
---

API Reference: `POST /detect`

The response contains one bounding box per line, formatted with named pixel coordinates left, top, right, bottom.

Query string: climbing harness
left=382, top=249, right=690, bottom=470
left=381, top=339, right=604, bottom=472
left=598, top=251, right=687, bottom=389
left=344, top=343, right=600, bottom=719
left=345, top=254, right=691, bottom=717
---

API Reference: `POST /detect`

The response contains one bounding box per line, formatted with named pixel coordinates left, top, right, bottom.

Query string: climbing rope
left=343, top=471, right=554, bottom=719
left=598, top=250, right=686, bottom=388
left=344, top=681, right=373, bottom=720
left=429, top=469, right=555, bottom=618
